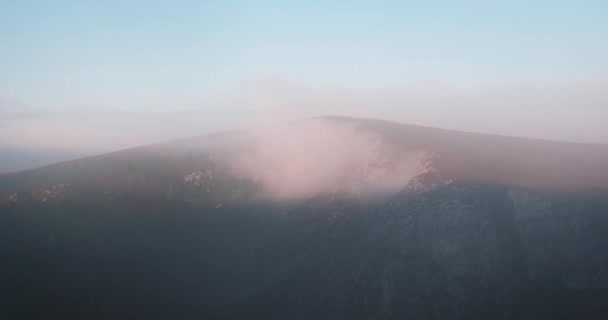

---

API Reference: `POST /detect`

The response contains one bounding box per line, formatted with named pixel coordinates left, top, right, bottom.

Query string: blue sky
left=1, top=0, right=607, bottom=111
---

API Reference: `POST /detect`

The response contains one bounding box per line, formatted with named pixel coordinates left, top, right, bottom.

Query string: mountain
left=1, top=117, right=608, bottom=319
left=0, top=147, right=89, bottom=174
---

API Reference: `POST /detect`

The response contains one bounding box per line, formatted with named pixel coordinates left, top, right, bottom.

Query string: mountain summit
left=2, top=117, right=607, bottom=207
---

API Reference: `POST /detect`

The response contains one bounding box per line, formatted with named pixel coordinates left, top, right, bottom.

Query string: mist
left=226, top=119, right=425, bottom=200
left=1, top=79, right=607, bottom=159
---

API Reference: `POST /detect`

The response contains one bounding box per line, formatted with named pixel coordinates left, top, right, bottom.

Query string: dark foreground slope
left=1, top=117, right=608, bottom=319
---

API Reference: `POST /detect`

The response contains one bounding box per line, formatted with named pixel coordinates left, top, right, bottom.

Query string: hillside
left=2, top=117, right=607, bottom=207
left=1, top=117, right=608, bottom=319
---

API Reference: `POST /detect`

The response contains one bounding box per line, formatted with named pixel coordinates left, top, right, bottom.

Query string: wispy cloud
left=227, top=119, right=423, bottom=199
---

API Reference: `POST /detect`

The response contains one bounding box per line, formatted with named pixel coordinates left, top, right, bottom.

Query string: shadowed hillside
left=1, top=117, right=608, bottom=319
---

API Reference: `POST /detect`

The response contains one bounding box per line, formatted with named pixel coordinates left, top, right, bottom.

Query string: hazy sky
left=1, top=0, right=607, bottom=152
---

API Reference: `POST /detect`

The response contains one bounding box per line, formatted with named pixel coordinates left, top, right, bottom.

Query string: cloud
left=227, top=119, right=424, bottom=199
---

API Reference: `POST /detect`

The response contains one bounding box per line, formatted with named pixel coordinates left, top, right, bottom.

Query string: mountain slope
left=1, top=117, right=607, bottom=206
left=1, top=117, right=608, bottom=319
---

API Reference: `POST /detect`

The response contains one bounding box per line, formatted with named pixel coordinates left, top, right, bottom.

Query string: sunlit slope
left=1, top=117, right=607, bottom=207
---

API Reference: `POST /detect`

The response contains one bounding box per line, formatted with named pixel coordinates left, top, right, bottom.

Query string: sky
left=1, top=0, right=607, bottom=155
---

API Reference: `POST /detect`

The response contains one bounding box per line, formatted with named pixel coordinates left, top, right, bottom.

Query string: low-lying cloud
left=228, top=119, right=424, bottom=199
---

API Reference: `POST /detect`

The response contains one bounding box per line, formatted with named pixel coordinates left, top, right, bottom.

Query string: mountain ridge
left=1, top=116, right=607, bottom=207
left=1, top=116, right=608, bottom=319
